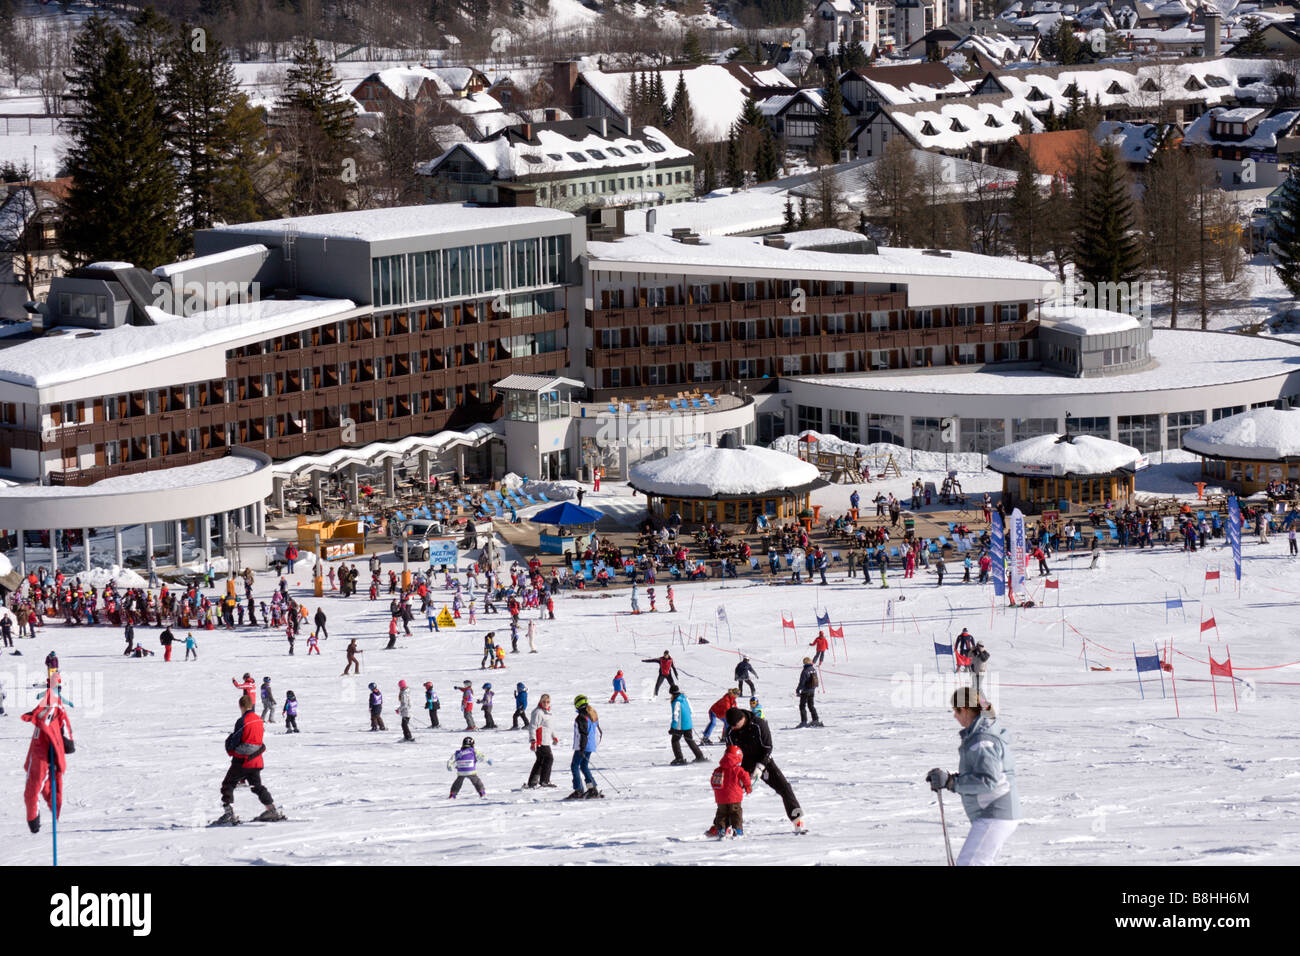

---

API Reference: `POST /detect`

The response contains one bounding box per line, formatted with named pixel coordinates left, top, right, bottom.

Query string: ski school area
left=2, top=476, right=1297, bottom=870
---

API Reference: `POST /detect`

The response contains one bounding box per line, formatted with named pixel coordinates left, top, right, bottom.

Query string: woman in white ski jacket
left=397, top=681, right=414, bottom=741
left=926, top=686, right=1019, bottom=866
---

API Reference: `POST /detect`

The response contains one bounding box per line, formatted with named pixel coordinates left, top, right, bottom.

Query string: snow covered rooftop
left=792, top=329, right=1300, bottom=396
left=0, top=297, right=357, bottom=390
left=422, top=125, right=691, bottom=180
left=272, top=422, right=503, bottom=477
left=845, top=63, right=972, bottom=106
left=884, top=94, right=1043, bottom=152
left=1039, top=304, right=1142, bottom=336
left=1094, top=121, right=1172, bottom=164
left=208, top=204, right=574, bottom=242
left=1183, top=108, right=1300, bottom=149
left=1182, top=407, right=1300, bottom=460
left=988, top=433, right=1143, bottom=476
left=0, top=454, right=263, bottom=499
left=628, top=444, right=822, bottom=498
left=152, top=244, right=269, bottom=278
left=361, top=65, right=481, bottom=100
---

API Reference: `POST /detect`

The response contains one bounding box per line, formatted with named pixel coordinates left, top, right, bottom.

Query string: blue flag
left=1134, top=653, right=1163, bottom=673
left=991, top=512, right=1005, bottom=597
left=1227, top=497, right=1242, bottom=582
left=1165, top=597, right=1182, bottom=610
left=815, top=610, right=831, bottom=626
left=934, top=641, right=953, bottom=656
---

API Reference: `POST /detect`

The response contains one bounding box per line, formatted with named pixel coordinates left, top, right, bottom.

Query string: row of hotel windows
left=537, top=168, right=692, bottom=202
left=789, top=403, right=1295, bottom=455
left=370, top=235, right=570, bottom=308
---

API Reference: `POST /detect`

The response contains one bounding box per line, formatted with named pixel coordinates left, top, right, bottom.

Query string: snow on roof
left=152, top=244, right=269, bottom=278
left=1182, top=407, right=1300, bottom=460
left=988, top=433, right=1143, bottom=476
left=1094, top=120, right=1170, bottom=164
left=1183, top=108, right=1300, bottom=149
left=272, top=422, right=503, bottom=476
left=1213, top=106, right=1265, bottom=122
left=210, top=203, right=574, bottom=242
left=628, top=444, right=821, bottom=497
left=621, top=186, right=791, bottom=237
left=586, top=231, right=1053, bottom=283
left=1039, top=304, right=1141, bottom=335
left=884, top=95, right=1041, bottom=152
left=794, top=329, right=1300, bottom=396
left=0, top=297, right=356, bottom=390
left=442, top=92, right=503, bottom=116
left=362, top=66, right=481, bottom=100
left=85, top=261, right=135, bottom=271
left=949, top=31, right=1026, bottom=64
left=579, top=65, right=779, bottom=141
left=0, top=454, right=262, bottom=499
left=778, top=228, right=869, bottom=249
left=424, top=125, right=691, bottom=180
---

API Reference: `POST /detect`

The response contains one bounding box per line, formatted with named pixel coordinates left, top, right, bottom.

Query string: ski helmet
left=750, top=697, right=759, bottom=707
left=574, top=694, right=589, bottom=709
left=483, top=682, right=492, bottom=690
left=517, top=682, right=525, bottom=690
left=424, top=681, right=434, bottom=689
left=368, top=682, right=377, bottom=690
left=462, top=736, right=475, bottom=748
left=262, top=676, right=270, bottom=682
left=398, top=680, right=407, bottom=689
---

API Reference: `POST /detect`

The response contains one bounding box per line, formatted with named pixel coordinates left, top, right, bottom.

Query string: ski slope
left=3, top=490, right=1299, bottom=865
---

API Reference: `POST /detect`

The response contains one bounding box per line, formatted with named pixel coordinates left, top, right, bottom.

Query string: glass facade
left=1117, top=414, right=1160, bottom=453
left=961, top=418, right=1006, bottom=455
left=1013, top=417, right=1056, bottom=442
left=1066, top=416, right=1110, bottom=440
left=828, top=409, right=860, bottom=443
left=866, top=414, right=903, bottom=445
left=798, top=404, right=824, bottom=433
left=375, top=235, right=570, bottom=307
left=911, top=417, right=944, bottom=451
left=1166, top=410, right=1205, bottom=450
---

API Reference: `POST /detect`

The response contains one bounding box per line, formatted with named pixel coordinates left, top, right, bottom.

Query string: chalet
left=1181, top=106, right=1300, bottom=189
left=350, top=66, right=490, bottom=115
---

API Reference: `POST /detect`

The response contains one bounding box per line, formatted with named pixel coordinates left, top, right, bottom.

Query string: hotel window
left=693, top=361, right=713, bottom=380
left=825, top=314, right=846, bottom=333
left=542, top=235, right=568, bottom=285
left=476, top=242, right=507, bottom=293
left=647, top=325, right=668, bottom=345
left=999, top=304, right=1018, bottom=322
left=690, top=284, right=710, bottom=304
left=370, top=254, right=407, bottom=307
left=512, top=237, right=541, bottom=288
left=444, top=245, right=472, bottom=298
left=736, top=359, right=758, bottom=378
left=1013, top=418, right=1056, bottom=442
left=828, top=409, right=860, bottom=443
left=1118, top=414, right=1160, bottom=453
left=1166, top=410, right=1205, bottom=449
left=867, top=414, right=903, bottom=444
left=691, top=323, right=712, bottom=342
left=955, top=306, right=976, bottom=325
left=781, top=316, right=801, bottom=336
left=646, top=287, right=666, bottom=307
left=962, top=418, right=1006, bottom=455
left=797, top=404, right=824, bottom=433
left=825, top=352, right=848, bottom=371
left=601, top=329, right=621, bottom=348
left=647, top=365, right=668, bottom=385
left=912, top=310, right=933, bottom=329
left=1066, top=416, right=1110, bottom=439
left=783, top=354, right=802, bottom=373
left=735, top=320, right=757, bottom=340
left=956, top=344, right=977, bottom=364
left=1213, top=405, right=1245, bottom=421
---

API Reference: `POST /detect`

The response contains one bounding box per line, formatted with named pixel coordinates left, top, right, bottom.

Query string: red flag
left=1209, top=653, right=1233, bottom=678
left=828, top=625, right=844, bottom=640
left=1205, top=570, right=1220, bottom=581
left=1200, top=615, right=1217, bottom=632
left=781, top=616, right=795, bottom=629
left=1044, top=578, right=1059, bottom=589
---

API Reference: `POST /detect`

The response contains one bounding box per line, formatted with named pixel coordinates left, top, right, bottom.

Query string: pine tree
left=276, top=38, right=357, bottom=215
left=62, top=17, right=179, bottom=269
left=699, top=148, right=717, bottom=195
left=754, top=127, right=779, bottom=182
left=169, top=24, right=267, bottom=244
left=627, top=72, right=640, bottom=126
left=783, top=195, right=797, bottom=231
left=814, top=76, right=849, bottom=164
left=651, top=71, right=670, bottom=128
left=1272, top=167, right=1300, bottom=298
left=1233, top=17, right=1267, bottom=56
left=681, top=29, right=705, bottom=65
left=668, top=72, right=696, bottom=148
left=1009, top=153, right=1042, bottom=262
left=842, top=38, right=868, bottom=71
left=798, top=194, right=810, bottom=228
left=725, top=123, right=744, bottom=189
left=1073, top=145, right=1142, bottom=308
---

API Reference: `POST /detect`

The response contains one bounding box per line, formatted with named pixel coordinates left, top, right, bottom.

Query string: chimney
left=762, top=234, right=790, bottom=249
left=672, top=228, right=702, bottom=244
left=1206, top=9, right=1221, bottom=58
left=522, top=122, right=533, bottom=140
left=553, top=61, right=579, bottom=110
left=598, top=116, right=608, bottom=138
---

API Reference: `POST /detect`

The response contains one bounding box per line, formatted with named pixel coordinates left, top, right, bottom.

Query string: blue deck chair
left=537, top=491, right=550, bottom=502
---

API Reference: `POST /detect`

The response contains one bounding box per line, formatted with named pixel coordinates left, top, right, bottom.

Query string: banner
left=1227, top=497, right=1242, bottom=582
left=1009, top=508, right=1027, bottom=594
left=991, top=512, right=1005, bottom=598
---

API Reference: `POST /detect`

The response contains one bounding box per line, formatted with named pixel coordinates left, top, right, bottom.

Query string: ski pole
left=937, top=790, right=954, bottom=866
left=593, top=766, right=623, bottom=794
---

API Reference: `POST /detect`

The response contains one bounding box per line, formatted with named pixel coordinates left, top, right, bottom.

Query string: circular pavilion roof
left=987, top=433, right=1143, bottom=478
left=1182, top=407, right=1300, bottom=462
left=629, top=445, right=821, bottom=499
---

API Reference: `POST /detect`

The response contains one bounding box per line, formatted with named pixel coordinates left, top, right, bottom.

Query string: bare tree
left=1142, top=146, right=1196, bottom=327
left=860, top=137, right=922, bottom=245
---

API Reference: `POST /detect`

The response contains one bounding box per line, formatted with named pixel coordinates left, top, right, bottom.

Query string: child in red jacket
left=707, top=745, right=752, bottom=838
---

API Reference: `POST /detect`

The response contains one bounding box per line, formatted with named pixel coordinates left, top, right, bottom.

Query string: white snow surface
left=628, top=444, right=820, bottom=497
left=85, top=261, right=135, bottom=271
left=3, top=470, right=1300, bottom=865
left=209, top=203, right=573, bottom=242
left=153, top=245, right=269, bottom=278
left=1183, top=108, right=1300, bottom=150
left=424, top=125, right=690, bottom=179
left=1181, top=407, right=1300, bottom=460
left=0, top=297, right=356, bottom=389
left=0, top=455, right=261, bottom=498
left=987, top=433, right=1143, bottom=476
left=770, top=432, right=989, bottom=474
left=1039, top=304, right=1142, bottom=336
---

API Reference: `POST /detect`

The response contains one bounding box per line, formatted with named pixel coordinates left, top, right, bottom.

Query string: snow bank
left=500, top=473, right=579, bottom=501
left=75, top=565, right=148, bottom=589
left=988, top=433, right=1142, bottom=476
left=628, top=445, right=819, bottom=497
left=770, top=431, right=989, bottom=474
left=1181, top=407, right=1300, bottom=460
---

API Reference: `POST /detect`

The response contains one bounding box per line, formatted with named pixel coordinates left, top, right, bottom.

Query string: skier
left=397, top=680, right=414, bottom=741
left=527, top=619, right=538, bottom=653
left=184, top=632, right=198, bottom=661
left=313, top=607, right=328, bottom=640
left=526, top=693, right=560, bottom=789
left=424, top=682, right=440, bottom=728
left=667, top=685, right=707, bottom=765
left=160, top=626, right=175, bottom=662
left=1033, top=546, right=1050, bottom=577
left=701, top=688, right=739, bottom=745
left=21, top=683, right=74, bottom=833
left=609, top=670, right=629, bottom=703
left=478, top=682, right=497, bottom=728
left=481, top=631, right=497, bottom=670
left=282, top=690, right=299, bottom=733
left=926, top=686, right=1020, bottom=866
left=749, top=696, right=765, bottom=720
left=725, top=706, right=805, bottom=830
left=734, top=656, right=758, bottom=697
left=232, top=672, right=255, bottom=702
left=667, top=585, right=676, bottom=612
left=341, top=638, right=362, bottom=676
left=642, top=651, right=679, bottom=697
left=630, top=583, right=640, bottom=615
left=447, top=737, right=489, bottom=798
left=260, top=677, right=277, bottom=724
left=565, top=695, right=603, bottom=799
left=511, top=682, right=529, bottom=730
left=459, top=680, right=476, bottom=730
left=796, top=658, right=822, bottom=728
left=809, top=631, right=828, bottom=665
left=212, top=694, right=284, bottom=825
left=706, top=745, right=753, bottom=839
left=368, top=683, right=386, bottom=732
left=954, top=628, right=976, bottom=673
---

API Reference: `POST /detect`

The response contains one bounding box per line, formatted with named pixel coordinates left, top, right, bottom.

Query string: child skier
left=306, top=631, right=320, bottom=655
left=481, top=632, right=497, bottom=669
left=425, top=682, right=440, bottom=728
left=609, top=670, right=629, bottom=703
left=184, top=632, right=198, bottom=660
left=667, top=585, right=676, bottom=612
left=647, top=587, right=656, bottom=612
left=479, top=682, right=497, bottom=728
left=282, top=690, right=299, bottom=733
left=459, top=680, right=476, bottom=730
left=512, top=682, right=529, bottom=729
left=707, top=745, right=753, bottom=838
left=494, top=645, right=507, bottom=669
left=397, top=680, right=414, bottom=741
left=368, top=683, right=386, bottom=731
left=446, top=737, right=490, bottom=798
left=630, top=583, right=640, bottom=615
left=260, top=677, right=277, bottom=724
left=749, top=696, right=765, bottom=720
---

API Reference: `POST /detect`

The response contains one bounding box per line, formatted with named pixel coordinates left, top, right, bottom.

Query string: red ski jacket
left=225, top=711, right=266, bottom=769
left=709, top=693, right=737, bottom=720
left=710, top=748, right=752, bottom=804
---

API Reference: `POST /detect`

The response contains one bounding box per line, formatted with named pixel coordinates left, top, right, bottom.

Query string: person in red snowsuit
left=641, top=652, right=678, bottom=697
left=708, top=745, right=752, bottom=837
left=22, top=690, right=73, bottom=833
left=215, top=695, right=282, bottom=823
left=232, top=672, right=255, bottom=701
left=809, top=631, right=829, bottom=665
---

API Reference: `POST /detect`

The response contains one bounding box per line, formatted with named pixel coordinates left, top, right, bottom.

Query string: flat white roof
left=0, top=454, right=261, bottom=499
left=209, top=203, right=575, bottom=242
left=792, top=329, right=1300, bottom=396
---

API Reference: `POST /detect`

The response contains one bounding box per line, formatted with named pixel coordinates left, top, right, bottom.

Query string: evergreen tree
left=1009, top=153, right=1043, bottom=262
left=668, top=72, right=696, bottom=148
left=699, top=148, right=717, bottom=195
left=651, top=71, right=670, bottom=128
left=798, top=194, right=810, bottom=228
left=1073, top=145, right=1142, bottom=307
left=783, top=195, right=797, bottom=231
left=1233, top=17, right=1268, bottom=56
left=681, top=29, right=706, bottom=65
left=841, top=38, right=868, bottom=71
left=627, top=72, right=640, bottom=126
left=62, top=17, right=179, bottom=269
left=814, top=76, right=849, bottom=164
left=169, top=24, right=267, bottom=243
left=754, top=127, right=779, bottom=182
left=1271, top=167, right=1300, bottom=298
left=724, top=123, right=744, bottom=189
left=276, top=38, right=357, bottom=215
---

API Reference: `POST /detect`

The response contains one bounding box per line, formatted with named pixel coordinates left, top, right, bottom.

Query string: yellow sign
left=436, top=607, right=456, bottom=628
